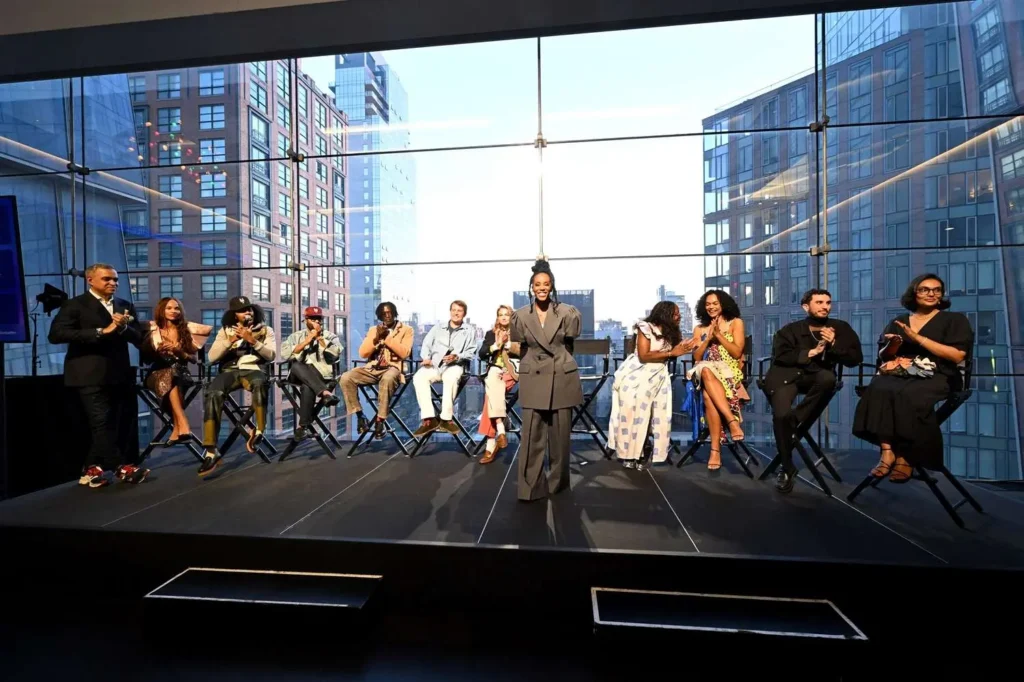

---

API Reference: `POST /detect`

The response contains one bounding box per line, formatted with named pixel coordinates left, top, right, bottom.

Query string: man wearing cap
left=199, top=296, right=277, bottom=475
left=280, top=306, right=342, bottom=440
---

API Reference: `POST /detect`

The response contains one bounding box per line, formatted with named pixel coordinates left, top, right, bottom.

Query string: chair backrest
left=572, top=338, right=611, bottom=357
left=623, top=335, right=637, bottom=356
left=741, top=334, right=753, bottom=387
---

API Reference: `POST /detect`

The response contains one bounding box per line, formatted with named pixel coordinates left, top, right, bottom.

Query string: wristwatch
left=95, top=327, right=104, bottom=339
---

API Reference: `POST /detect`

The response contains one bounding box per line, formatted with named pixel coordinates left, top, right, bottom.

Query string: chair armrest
left=756, top=355, right=772, bottom=380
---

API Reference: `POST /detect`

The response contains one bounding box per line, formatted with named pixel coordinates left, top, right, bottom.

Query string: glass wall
left=1, top=2, right=1022, bottom=560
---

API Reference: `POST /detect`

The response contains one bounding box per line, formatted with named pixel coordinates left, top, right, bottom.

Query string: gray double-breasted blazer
left=511, top=302, right=584, bottom=411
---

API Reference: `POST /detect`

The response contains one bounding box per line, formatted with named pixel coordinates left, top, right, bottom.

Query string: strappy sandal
left=870, top=448, right=895, bottom=478
left=727, top=419, right=744, bottom=442
left=889, top=459, right=913, bottom=484
left=708, top=447, right=722, bottom=471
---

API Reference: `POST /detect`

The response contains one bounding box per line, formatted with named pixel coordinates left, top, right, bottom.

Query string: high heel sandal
left=708, top=447, right=722, bottom=471
left=889, top=459, right=913, bottom=484
left=870, top=448, right=895, bottom=478
left=727, top=419, right=744, bottom=442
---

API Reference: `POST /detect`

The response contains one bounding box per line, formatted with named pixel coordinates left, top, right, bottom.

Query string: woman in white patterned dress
left=607, top=302, right=696, bottom=469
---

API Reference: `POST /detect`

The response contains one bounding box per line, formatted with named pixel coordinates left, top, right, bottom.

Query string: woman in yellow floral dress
left=687, top=289, right=749, bottom=470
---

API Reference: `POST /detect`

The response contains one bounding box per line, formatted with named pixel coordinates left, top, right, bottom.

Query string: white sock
left=496, top=420, right=505, bottom=436
left=485, top=439, right=496, bottom=453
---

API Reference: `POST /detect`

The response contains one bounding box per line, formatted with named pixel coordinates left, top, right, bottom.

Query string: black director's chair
left=846, top=358, right=984, bottom=529
left=345, top=358, right=419, bottom=458
left=274, top=359, right=342, bottom=462
left=674, top=335, right=759, bottom=478
left=209, top=365, right=277, bottom=464
left=569, top=338, right=613, bottom=466
left=755, top=359, right=844, bottom=497
left=409, top=360, right=475, bottom=458
left=136, top=349, right=207, bottom=464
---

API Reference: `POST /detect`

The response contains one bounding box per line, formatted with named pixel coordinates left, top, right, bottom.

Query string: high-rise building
left=124, top=61, right=351, bottom=436
left=1, top=76, right=147, bottom=376
left=655, top=285, right=695, bottom=336
left=333, top=53, right=415, bottom=365
left=702, top=2, right=1023, bottom=479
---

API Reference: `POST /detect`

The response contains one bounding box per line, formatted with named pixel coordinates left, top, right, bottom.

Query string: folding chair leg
left=758, top=452, right=784, bottom=481
left=846, top=474, right=875, bottom=503
left=725, top=441, right=755, bottom=479
left=917, top=468, right=965, bottom=529
left=793, top=441, right=832, bottom=497
left=939, top=466, right=985, bottom=513
left=803, top=432, right=842, bottom=483
left=675, top=428, right=708, bottom=468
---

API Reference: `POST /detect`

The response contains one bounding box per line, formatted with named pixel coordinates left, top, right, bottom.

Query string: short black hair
left=801, top=288, right=832, bottom=306
left=695, top=289, right=741, bottom=327
left=375, top=301, right=398, bottom=321
left=901, top=273, right=952, bottom=311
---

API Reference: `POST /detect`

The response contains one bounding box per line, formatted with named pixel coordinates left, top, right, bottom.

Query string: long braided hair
left=528, top=258, right=560, bottom=313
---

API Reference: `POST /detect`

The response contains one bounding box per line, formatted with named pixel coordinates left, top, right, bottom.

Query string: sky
left=300, top=14, right=816, bottom=328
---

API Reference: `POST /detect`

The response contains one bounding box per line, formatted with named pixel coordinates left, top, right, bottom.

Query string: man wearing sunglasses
left=48, top=263, right=148, bottom=488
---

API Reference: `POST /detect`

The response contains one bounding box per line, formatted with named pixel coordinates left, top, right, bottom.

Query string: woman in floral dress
left=687, top=289, right=749, bottom=470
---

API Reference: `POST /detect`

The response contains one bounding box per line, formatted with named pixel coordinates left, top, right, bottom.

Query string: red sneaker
left=115, top=464, right=150, bottom=484
left=79, top=465, right=104, bottom=486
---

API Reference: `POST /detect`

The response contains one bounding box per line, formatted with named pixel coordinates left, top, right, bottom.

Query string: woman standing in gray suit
left=511, top=258, right=584, bottom=502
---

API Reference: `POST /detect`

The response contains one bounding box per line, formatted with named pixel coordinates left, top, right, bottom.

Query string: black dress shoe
left=775, top=468, right=796, bottom=494
left=373, top=419, right=386, bottom=440
left=357, top=415, right=371, bottom=435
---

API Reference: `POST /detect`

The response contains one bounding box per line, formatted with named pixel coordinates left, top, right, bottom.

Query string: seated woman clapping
left=477, top=305, right=521, bottom=464
left=607, top=301, right=696, bottom=470
left=142, top=297, right=213, bottom=447
left=686, top=290, right=749, bottom=471
left=853, top=273, right=973, bottom=483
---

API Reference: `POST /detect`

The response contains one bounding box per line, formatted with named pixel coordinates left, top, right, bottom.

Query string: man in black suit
left=48, top=263, right=148, bottom=488
left=761, top=288, right=862, bottom=493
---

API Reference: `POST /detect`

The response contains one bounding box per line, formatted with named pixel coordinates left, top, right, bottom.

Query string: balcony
left=252, top=194, right=269, bottom=210
left=251, top=161, right=270, bottom=178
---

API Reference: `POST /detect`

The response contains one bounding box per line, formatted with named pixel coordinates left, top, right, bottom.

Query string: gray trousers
left=518, top=407, right=573, bottom=501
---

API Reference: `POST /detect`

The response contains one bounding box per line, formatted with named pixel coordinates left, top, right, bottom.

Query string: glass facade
left=0, top=1, right=1022, bottom=561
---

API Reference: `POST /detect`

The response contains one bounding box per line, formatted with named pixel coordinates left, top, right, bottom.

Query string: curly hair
left=695, top=289, right=741, bottom=327
left=528, top=258, right=560, bottom=312
left=642, top=301, right=682, bottom=348
left=901, top=273, right=952, bottom=312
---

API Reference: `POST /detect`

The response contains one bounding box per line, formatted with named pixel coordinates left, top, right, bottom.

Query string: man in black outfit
left=48, top=263, right=148, bottom=488
left=761, top=288, right=862, bottom=493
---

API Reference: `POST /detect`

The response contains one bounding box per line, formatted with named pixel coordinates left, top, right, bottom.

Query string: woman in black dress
left=852, top=273, right=974, bottom=482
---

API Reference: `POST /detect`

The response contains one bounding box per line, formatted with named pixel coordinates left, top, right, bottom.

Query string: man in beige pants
left=339, top=301, right=413, bottom=440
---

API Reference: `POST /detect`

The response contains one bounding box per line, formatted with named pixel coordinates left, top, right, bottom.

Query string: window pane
left=825, top=4, right=1024, bottom=125
left=302, top=42, right=537, bottom=153
left=0, top=78, right=81, bottom=176
left=541, top=16, right=816, bottom=141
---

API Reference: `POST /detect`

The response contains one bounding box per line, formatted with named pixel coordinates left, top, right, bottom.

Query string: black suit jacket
left=47, top=292, right=143, bottom=387
left=478, top=328, right=523, bottom=364
left=762, top=318, right=863, bottom=394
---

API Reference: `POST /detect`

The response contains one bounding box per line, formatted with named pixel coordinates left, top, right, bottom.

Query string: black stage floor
left=2, top=437, right=1022, bottom=569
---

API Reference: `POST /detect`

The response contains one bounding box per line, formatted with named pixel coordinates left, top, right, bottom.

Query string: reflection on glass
left=0, top=78, right=79, bottom=175
left=541, top=16, right=817, bottom=142
left=302, top=42, right=537, bottom=153
left=343, top=147, right=539, bottom=368
left=823, top=2, right=1024, bottom=125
